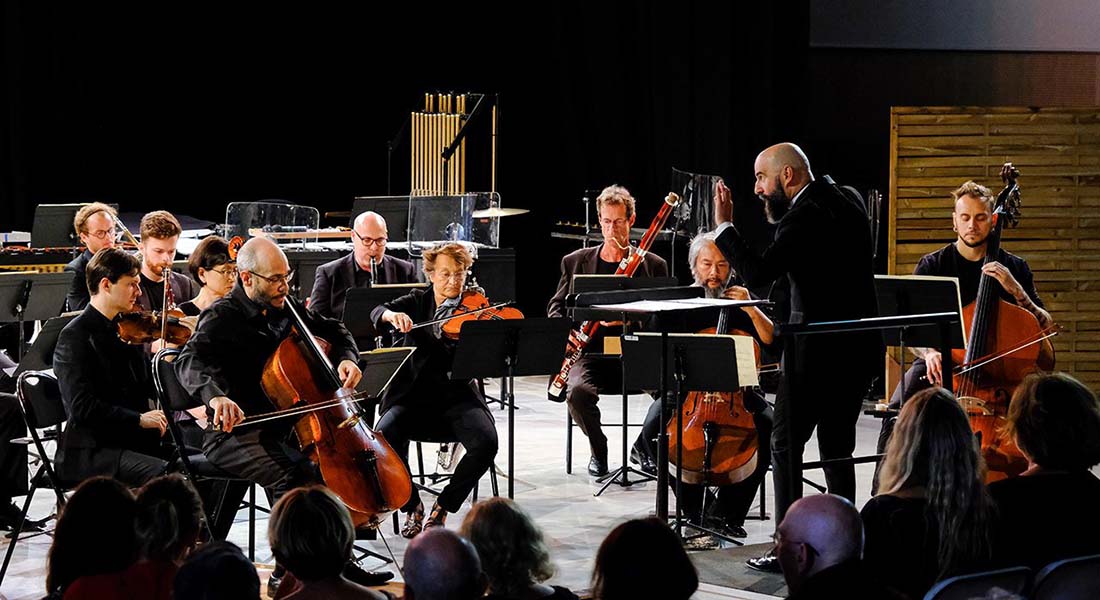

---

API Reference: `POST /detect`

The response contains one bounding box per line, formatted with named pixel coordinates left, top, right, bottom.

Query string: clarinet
left=547, top=192, right=681, bottom=401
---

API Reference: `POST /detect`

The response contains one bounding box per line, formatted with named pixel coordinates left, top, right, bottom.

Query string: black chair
left=922, top=566, right=1031, bottom=600
left=0, top=371, right=76, bottom=586
left=409, top=423, right=499, bottom=504
left=1032, top=553, right=1100, bottom=600
left=152, top=348, right=262, bottom=560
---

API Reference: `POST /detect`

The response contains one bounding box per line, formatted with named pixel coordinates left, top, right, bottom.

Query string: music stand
left=343, top=284, right=428, bottom=349
left=0, top=272, right=74, bottom=361
left=13, top=314, right=76, bottom=377
left=622, top=332, right=753, bottom=544
left=451, top=318, right=571, bottom=499
left=567, top=275, right=680, bottom=494
left=875, top=275, right=966, bottom=400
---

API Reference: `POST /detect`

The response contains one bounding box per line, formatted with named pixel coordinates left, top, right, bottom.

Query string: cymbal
left=471, top=207, right=530, bottom=218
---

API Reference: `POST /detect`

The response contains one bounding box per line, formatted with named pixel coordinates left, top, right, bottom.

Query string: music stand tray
left=0, top=272, right=74, bottom=360
left=14, top=314, right=77, bottom=377
left=451, top=318, right=571, bottom=499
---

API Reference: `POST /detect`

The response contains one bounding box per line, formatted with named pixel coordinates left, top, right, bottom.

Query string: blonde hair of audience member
left=459, top=497, right=557, bottom=598
left=1002, top=372, right=1100, bottom=472
left=268, top=486, right=387, bottom=599
left=135, top=474, right=206, bottom=564
left=46, top=477, right=138, bottom=594
left=591, top=517, right=697, bottom=600
left=878, top=387, right=995, bottom=578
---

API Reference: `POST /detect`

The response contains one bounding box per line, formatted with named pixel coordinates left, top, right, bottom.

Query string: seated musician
left=136, top=210, right=198, bottom=313
left=174, top=237, right=392, bottom=591
left=372, top=242, right=499, bottom=538
left=177, top=235, right=236, bottom=317
left=547, top=184, right=668, bottom=477
left=874, top=179, right=1054, bottom=490
left=53, top=248, right=170, bottom=486
left=65, top=202, right=121, bottom=312
left=310, top=210, right=418, bottom=320
left=638, top=231, right=775, bottom=539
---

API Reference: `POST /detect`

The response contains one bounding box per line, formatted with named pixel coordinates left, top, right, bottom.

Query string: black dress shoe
left=746, top=549, right=782, bottom=573
left=629, top=447, right=657, bottom=475
left=587, top=455, right=609, bottom=477
left=0, top=502, right=46, bottom=534
left=343, top=562, right=395, bottom=587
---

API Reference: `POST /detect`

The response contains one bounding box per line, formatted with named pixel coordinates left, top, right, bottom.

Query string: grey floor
left=0, top=376, right=890, bottom=600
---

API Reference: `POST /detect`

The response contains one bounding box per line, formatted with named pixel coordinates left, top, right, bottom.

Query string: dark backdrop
left=4, top=2, right=1097, bottom=314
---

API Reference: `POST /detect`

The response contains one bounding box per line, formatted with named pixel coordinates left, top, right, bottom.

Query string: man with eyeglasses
left=176, top=236, right=393, bottom=592
left=64, top=202, right=121, bottom=311
left=310, top=211, right=417, bottom=321
left=547, top=184, right=669, bottom=477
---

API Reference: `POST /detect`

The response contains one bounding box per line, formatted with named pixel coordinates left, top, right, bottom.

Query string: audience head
left=73, top=202, right=119, bottom=253
left=879, top=386, right=994, bottom=577
left=174, top=541, right=260, bottom=600
left=592, top=517, right=697, bottom=600
left=268, top=485, right=354, bottom=582
left=46, top=476, right=138, bottom=594
left=459, top=497, right=555, bottom=597
left=187, top=236, right=236, bottom=297
left=1004, top=372, right=1100, bottom=471
left=403, top=528, right=485, bottom=600
left=236, top=237, right=292, bottom=309
left=776, top=494, right=862, bottom=593
left=135, top=474, right=206, bottom=564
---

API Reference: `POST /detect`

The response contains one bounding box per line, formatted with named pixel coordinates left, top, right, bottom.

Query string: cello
left=953, top=163, right=1057, bottom=482
left=667, top=305, right=761, bottom=485
left=261, top=297, right=412, bottom=527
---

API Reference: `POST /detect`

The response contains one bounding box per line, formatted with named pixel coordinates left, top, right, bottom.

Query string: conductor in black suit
left=310, top=211, right=418, bottom=321
left=712, top=143, right=882, bottom=572
left=547, top=185, right=668, bottom=477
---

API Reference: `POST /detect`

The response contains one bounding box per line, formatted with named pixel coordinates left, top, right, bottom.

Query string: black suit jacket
left=370, top=287, right=483, bottom=414
left=715, top=179, right=882, bottom=378
left=63, top=250, right=93, bottom=312
left=53, top=305, right=161, bottom=480
left=136, top=270, right=199, bottom=312
left=310, top=253, right=418, bottom=320
left=546, top=246, right=670, bottom=318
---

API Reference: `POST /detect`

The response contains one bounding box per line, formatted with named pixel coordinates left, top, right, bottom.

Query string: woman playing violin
left=373, top=242, right=499, bottom=538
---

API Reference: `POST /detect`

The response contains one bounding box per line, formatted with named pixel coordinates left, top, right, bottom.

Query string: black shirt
left=595, top=257, right=619, bottom=274
left=484, top=586, right=579, bottom=600
left=861, top=495, right=948, bottom=600
left=915, top=243, right=1043, bottom=308
left=140, top=272, right=167, bottom=312
left=177, top=300, right=201, bottom=317
left=788, top=559, right=904, bottom=600
left=175, top=285, right=358, bottom=426
left=989, top=470, right=1100, bottom=570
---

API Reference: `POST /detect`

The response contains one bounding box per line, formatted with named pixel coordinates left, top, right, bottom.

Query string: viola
left=667, top=306, right=761, bottom=485
left=440, top=290, right=524, bottom=339
left=953, top=163, right=1057, bottom=482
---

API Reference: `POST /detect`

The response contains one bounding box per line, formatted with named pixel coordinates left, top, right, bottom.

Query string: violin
left=667, top=305, right=762, bottom=485
left=116, top=309, right=193, bottom=345
left=440, top=290, right=524, bottom=339
left=953, top=163, right=1057, bottom=482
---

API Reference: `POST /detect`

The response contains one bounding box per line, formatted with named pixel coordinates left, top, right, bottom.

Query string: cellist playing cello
left=637, top=231, right=776, bottom=540
left=874, top=168, right=1056, bottom=491
left=175, top=237, right=394, bottom=595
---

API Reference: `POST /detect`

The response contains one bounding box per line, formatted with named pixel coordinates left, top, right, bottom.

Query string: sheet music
left=591, top=298, right=762, bottom=312
left=732, top=335, right=759, bottom=388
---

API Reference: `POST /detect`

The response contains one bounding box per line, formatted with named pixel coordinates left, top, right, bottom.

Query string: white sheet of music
left=591, top=298, right=760, bottom=312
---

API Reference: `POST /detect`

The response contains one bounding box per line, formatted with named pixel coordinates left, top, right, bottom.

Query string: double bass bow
left=548, top=192, right=682, bottom=401
left=953, top=163, right=1057, bottom=482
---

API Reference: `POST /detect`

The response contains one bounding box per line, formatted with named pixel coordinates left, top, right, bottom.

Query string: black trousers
left=377, top=397, right=498, bottom=514
left=640, top=394, right=773, bottom=527
left=0, top=393, right=29, bottom=504
left=566, top=355, right=650, bottom=461
left=203, top=427, right=319, bottom=505
left=771, top=366, right=870, bottom=525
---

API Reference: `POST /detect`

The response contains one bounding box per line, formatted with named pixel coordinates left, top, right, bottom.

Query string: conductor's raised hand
left=384, top=310, right=414, bottom=333
left=210, top=396, right=245, bottom=433
left=337, top=359, right=362, bottom=389
left=713, top=179, right=734, bottom=226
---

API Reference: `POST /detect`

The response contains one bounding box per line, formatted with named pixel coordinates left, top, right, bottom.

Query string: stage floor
left=0, top=376, right=894, bottom=600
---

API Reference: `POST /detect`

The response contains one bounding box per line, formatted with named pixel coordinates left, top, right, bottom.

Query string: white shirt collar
left=790, top=183, right=811, bottom=207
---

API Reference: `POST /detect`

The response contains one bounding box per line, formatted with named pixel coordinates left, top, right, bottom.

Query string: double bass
left=261, top=297, right=412, bottom=527
left=667, top=305, right=761, bottom=485
left=953, top=163, right=1057, bottom=482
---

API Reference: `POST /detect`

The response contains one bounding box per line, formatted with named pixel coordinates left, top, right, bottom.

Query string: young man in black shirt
left=136, top=210, right=197, bottom=313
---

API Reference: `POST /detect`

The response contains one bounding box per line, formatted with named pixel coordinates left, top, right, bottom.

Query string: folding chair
left=1032, top=553, right=1100, bottom=600
left=923, top=566, right=1031, bottom=600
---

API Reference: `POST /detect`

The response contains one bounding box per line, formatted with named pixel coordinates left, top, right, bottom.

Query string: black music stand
left=622, top=332, right=751, bottom=544
left=874, top=275, right=966, bottom=402
left=343, top=284, right=428, bottom=349
left=567, top=275, right=678, bottom=494
left=13, top=314, right=76, bottom=376
left=451, top=318, right=571, bottom=499
left=0, top=272, right=73, bottom=361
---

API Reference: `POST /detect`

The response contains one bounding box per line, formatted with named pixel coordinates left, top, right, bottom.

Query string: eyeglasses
left=87, top=228, right=122, bottom=241
left=211, top=265, right=238, bottom=278
left=432, top=271, right=466, bottom=282
left=353, top=231, right=388, bottom=247
left=248, top=270, right=295, bottom=285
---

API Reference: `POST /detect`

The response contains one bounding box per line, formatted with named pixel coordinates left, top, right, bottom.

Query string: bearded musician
left=636, top=231, right=775, bottom=538
left=371, top=242, right=498, bottom=538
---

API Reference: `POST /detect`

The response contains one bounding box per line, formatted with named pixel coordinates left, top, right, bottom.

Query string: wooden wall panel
left=889, top=106, right=1100, bottom=389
